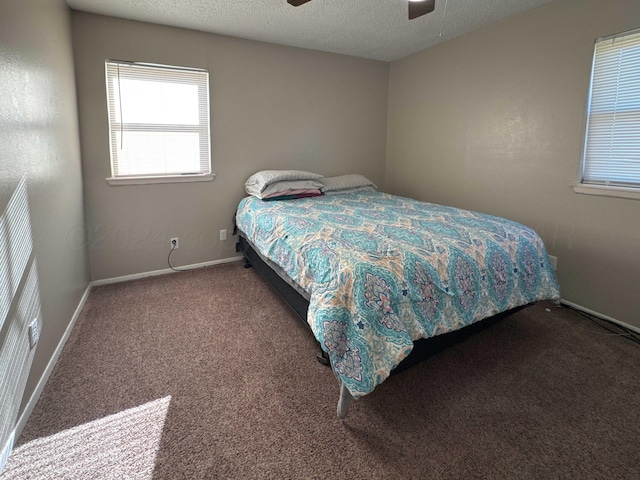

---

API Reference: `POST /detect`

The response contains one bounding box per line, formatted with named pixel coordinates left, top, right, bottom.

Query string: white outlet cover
left=28, top=318, right=39, bottom=349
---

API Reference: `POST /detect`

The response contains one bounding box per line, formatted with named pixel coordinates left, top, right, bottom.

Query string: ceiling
left=65, top=0, right=555, bottom=62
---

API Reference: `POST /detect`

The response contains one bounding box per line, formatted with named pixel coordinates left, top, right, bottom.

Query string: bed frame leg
left=337, top=382, right=353, bottom=419
left=316, top=350, right=330, bottom=366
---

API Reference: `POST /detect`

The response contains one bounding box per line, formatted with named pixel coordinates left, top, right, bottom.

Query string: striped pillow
left=245, top=170, right=323, bottom=195
left=318, top=174, right=376, bottom=193
left=323, top=185, right=376, bottom=195
left=253, top=179, right=323, bottom=199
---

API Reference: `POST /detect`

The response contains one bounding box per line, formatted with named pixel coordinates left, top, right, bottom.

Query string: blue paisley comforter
left=236, top=191, right=560, bottom=399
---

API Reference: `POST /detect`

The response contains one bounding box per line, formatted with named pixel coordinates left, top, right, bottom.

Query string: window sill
left=572, top=184, right=640, bottom=200
left=106, top=173, right=216, bottom=186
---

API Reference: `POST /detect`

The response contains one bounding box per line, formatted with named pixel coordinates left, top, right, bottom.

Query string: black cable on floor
left=565, top=304, right=640, bottom=346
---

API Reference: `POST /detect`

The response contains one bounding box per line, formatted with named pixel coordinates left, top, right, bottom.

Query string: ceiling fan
left=287, top=0, right=436, bottom=20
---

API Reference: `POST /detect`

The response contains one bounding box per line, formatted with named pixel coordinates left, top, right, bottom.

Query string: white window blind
left=581, top=29, right=640, bottom=189
left=105, top=61, right=211, bottom=179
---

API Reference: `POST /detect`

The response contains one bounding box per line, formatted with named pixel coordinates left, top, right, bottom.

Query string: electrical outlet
left=548, top=255, right=558, bottom=271
left=28, top=318, right=39, bottom=349
left=220, top=229, right=227, bottom=241
left=170, top=237, right=179, bottom=249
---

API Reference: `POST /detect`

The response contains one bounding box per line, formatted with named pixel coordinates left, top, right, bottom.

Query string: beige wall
left=71, top=12, right=389, bottom=281
left=0, top=0, right=90, bottom=415
left=387, top=0, right=640, bottom=327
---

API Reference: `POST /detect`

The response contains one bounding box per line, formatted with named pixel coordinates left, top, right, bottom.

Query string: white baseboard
left=0, top=431, right=15, bottom=475
left=91, top=256, right=243, bottom=286
left=13, top=283, right=93, bottom=441
left=561, top=299, right=640, bottom=334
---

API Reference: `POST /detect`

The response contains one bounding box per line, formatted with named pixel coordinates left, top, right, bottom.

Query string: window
left=576, top=28, right=640, bottom=200
left=105, top=61, right=212, bottom=185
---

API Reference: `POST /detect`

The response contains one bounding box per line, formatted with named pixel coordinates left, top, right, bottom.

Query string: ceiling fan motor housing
left=287, top=0, right=436, bottom=20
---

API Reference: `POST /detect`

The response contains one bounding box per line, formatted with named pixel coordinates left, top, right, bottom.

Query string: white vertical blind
left=0, top=177, right=40, bottom=473
left=582, top=29, right=640, bottom=188
left=105, top=61, right=210, bottom=178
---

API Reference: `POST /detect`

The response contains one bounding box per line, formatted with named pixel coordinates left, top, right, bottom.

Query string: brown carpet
left=2, top=261, right=639, bottom=479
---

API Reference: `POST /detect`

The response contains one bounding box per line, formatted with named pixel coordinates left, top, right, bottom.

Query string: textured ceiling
left=65, top=0, right=555, bottom=62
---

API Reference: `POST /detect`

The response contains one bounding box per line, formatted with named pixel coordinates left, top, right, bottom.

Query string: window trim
left=572, top=183, right=640, bottom=201
left=576, top=28, right=640, bottom=200
left=106, top=173, right=216, bottom=186
left=105, top=60, right=212, bottom=185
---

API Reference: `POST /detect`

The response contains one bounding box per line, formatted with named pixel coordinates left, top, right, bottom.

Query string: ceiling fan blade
left=287, top=0, right=313, bottom=6
left=409, top=0, right=436, bottom=20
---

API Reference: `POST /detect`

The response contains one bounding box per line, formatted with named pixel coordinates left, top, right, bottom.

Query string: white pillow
left=323, top=185, right=376, bottom=195
left=245, top=170, right=323, bottom=195
left=251, top=179, right=323, bottom=199
left=318, top=174, right=377, bottom=193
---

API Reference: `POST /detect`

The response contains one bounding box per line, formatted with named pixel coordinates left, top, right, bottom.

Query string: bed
left=235, top=171, right=560, bottom=418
